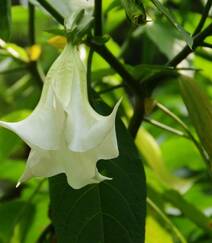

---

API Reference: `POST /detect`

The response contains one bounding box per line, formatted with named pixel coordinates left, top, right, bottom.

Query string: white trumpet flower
left=0, top=43, right=120, bottom=189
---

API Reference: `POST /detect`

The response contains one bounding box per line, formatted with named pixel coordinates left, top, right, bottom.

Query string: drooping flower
left=0, top=43, right=120, bottom=189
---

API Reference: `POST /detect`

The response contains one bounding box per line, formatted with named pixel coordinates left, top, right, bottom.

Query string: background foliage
left=0, top=0, right=212, bottom=242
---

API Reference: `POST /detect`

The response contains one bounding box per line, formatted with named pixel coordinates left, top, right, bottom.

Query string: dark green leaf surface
left=49, top=113, right=146, bottom=243
left=179, top=77, right=212, bottom=168
left=0, top=0, right=11, bottom=41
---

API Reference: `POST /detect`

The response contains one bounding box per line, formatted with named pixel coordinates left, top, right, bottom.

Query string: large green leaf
left=179, top=77, right=212, bottom=168
left=0, top=0, right=11, bottom=41
left=49, top=109, right=146, bottom=243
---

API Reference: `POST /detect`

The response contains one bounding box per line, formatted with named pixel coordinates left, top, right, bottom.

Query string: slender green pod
left=179, top=77, right=212, bottom=170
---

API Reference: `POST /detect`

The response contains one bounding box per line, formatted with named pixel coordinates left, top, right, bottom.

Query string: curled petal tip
left=114, top=97, right=122, bottom=111
left=16, top=181, right=21, bottom=188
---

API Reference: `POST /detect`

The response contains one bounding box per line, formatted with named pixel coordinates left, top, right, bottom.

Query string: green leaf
left=163, top=190, right=212, bottom=236
left=0, top=39, right=29, bottom=62
left=136, top=128, right=192, bottom=193
left=0, top=0, right=11, bottom=41
left=145, top=214, right=173, bottom=243
left=179, top=77, right=212, bottom=169
left=0, top=200, right=35, bottom=243
left=49, top=106, right=146, bottom=243
left=150, top=0, right=193, bottom=48
left=147, top=196, right=187, bottom=243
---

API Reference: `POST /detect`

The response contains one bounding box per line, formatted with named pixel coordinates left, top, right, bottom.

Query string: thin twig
left=193, top=0, right=212, bottom=36
left=87, top=48, right=94, bottom=103
left=144, top=117, right=188, bottom=138
left=156, top=102, right=188, bottom=131
left=128, top=97, right=145, bottom=138
left=156, top=102, right=211, bottom=168
left=36, top=0, right=63, bottom=24
left=28, top=2, right=35, bottom=45
left=201, top=42, right=212, bottom=48
left=94, top=0, right=103, bottom=36
left=87, top=41, right=142, bottom=96
left=147, top=197, right=187, bottom=243
left=28, top=1, right=44, bottom=86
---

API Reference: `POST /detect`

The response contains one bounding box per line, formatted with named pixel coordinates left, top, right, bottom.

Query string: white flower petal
left=20, top=146, right=112, bottom=189
left=50, top=44, right=121, bottom=152
left=63, top=149, right=111, bottom=189
left=0, top=87, right=64, bottom=149
left=19, top=148, right=65, bottom=183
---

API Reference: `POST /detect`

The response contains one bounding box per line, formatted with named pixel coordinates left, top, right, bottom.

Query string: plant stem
left=36, top=0, right=63, bottom=24
left=147, top=197, right=187, bottom=243
left=28, top=1, right=44, bottom=86
left=87, top=41, right=142, bottom=96
left=94, top=0, right=103, bottom=36
left=193, top=0, right=212, bottom=36
left=144, top=118, right=188, bottom=138
left=201, top=42, right=212, bottom=49
left=86, top=0, right=103, bottom=103
left=156, top=102, right=210, bottom=168
left=156, top=102, right=188, bottom=131
left=128, top=97, right=145, bottom=138
left=168, top=23, right=212, bottom=67
left=28, top=2, right=35, bottom=45
left=87, top=48, right=94, bottom=103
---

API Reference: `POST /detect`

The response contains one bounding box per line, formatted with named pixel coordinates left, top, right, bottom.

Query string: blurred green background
left=0, top=0, right=212, bottom=242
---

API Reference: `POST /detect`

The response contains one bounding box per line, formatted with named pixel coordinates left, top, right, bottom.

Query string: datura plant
left=0, top=43, right=120, bottom=189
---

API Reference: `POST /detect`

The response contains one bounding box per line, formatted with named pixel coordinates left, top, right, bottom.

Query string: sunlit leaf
left=179, top=77, right=212, bottom=169
left=136, top=128, right=192, bottom=193
left=150, top=0, right=193, bottom=48
left=145, top=214, right=173, bottom=243
left=0, top=39, right=29, bottom=62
